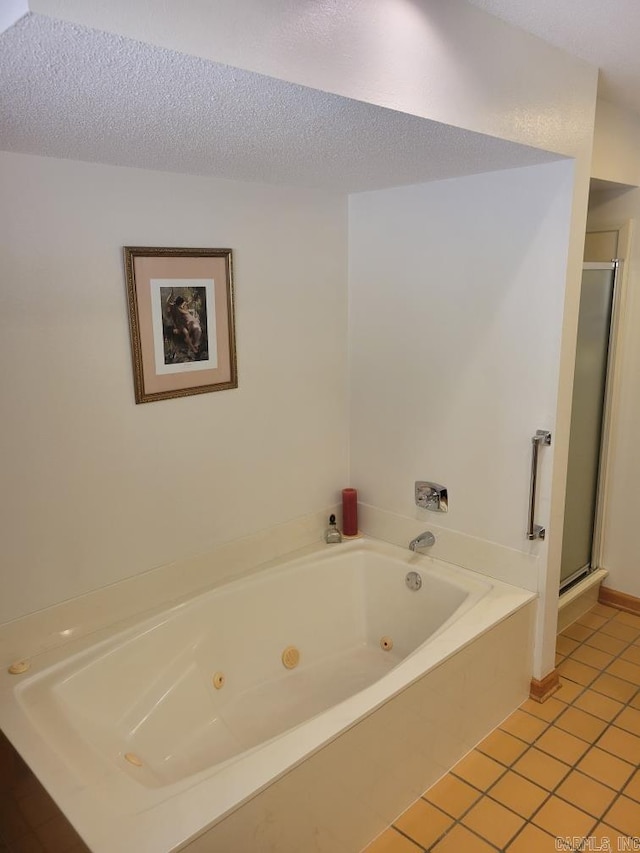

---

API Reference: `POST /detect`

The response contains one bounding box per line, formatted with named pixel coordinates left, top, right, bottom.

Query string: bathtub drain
left=405, top=571, right=422, bottom=591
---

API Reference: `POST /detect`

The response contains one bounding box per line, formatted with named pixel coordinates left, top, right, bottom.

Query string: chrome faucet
left=409, top=531, right=436, bottom=551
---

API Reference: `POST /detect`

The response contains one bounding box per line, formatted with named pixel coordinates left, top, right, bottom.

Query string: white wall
left=588, top=188, right=640, bottom=598
left=592, top=99, right=640, bottom=187
left=0, top=151, right=348, bottom=623
left=5, top=1, right=602, bottom=682
left=349, top=162, right=575, bottom=608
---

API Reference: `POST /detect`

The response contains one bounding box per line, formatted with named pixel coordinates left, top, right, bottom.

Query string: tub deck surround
left=0, top=538, right=536, bottom=853
left=0, top=506, right=340, bottom=667
left=14, top=542, right=488, bottom=790
left=358, top=503, right=541, bottom=593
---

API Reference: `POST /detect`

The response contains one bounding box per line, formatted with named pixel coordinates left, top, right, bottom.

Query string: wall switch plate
left=415, top=481, right=448, bottom=512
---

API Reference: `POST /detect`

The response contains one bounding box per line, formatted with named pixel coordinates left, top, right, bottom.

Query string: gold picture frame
left=124, top=247, right=237, bottom=403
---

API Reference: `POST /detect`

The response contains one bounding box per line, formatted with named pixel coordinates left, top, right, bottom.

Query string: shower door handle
left=527, top=430, right=551, bottom=540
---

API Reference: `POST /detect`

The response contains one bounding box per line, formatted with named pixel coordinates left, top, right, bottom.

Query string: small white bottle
left=325, top=514, right=342, bottom=544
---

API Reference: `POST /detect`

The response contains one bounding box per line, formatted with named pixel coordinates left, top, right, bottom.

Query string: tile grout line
left=421, top=730, right=573, bottom=849
left=496, top=681, right=640, bottom=842
left=430, top=697, right=634, bottom=847
left=510, top=642, right=640, bottom=838
left=559, top=610, right=637, bottom=680
left=390, top=605, right=640, bottom=853
left=474, top=729, right=599, bottom=850
left=514, top=609, right=640, bottom=846
left=425, top=822, right=503, bottom=853
left=376, top=606, right=640, bottom=853
left=388, top=824, right=428, bottom=852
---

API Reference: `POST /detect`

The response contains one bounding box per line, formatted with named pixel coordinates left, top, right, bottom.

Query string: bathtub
left=0, top=537, right=535, bottom=852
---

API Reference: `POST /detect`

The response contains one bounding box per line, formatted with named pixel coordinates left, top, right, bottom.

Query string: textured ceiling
left=0, top=13, right=561, bottom=193
left=467, top=0, right=640, bottom=116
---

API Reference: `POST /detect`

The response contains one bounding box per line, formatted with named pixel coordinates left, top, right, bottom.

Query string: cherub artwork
left=162, top=285, right=209, bottom=364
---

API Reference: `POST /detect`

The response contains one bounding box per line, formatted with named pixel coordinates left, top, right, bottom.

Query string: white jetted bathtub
left=0, top=537, right=536, bottom=852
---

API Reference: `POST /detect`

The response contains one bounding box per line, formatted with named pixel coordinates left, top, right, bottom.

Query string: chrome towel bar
left=527, top=430, right=551, bottom=540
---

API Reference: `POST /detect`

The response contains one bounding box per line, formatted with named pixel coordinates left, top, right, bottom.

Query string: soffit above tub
left=0, top=13, right=563, bottom=192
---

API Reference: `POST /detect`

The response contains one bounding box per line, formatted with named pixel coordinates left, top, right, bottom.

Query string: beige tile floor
left=1, top=603, right=639, bottom=852
left=364, top=603, right=640, bottom=853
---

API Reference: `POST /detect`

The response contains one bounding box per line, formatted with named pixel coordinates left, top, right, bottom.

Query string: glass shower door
left=560, top=262, right=617, bottom=590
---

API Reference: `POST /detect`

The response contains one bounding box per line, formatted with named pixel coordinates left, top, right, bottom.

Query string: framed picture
left=124, top=247, right=237, bottom=403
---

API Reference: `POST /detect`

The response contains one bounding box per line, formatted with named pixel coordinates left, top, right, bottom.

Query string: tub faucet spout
left=409, top=531, right=436, bottom=551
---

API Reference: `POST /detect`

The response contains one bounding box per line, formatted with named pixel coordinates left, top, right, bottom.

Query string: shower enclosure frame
left=560, top=257, right=622, bottom=592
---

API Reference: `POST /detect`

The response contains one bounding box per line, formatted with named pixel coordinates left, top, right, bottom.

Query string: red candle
left=342, top=488, right=358, bottom=536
